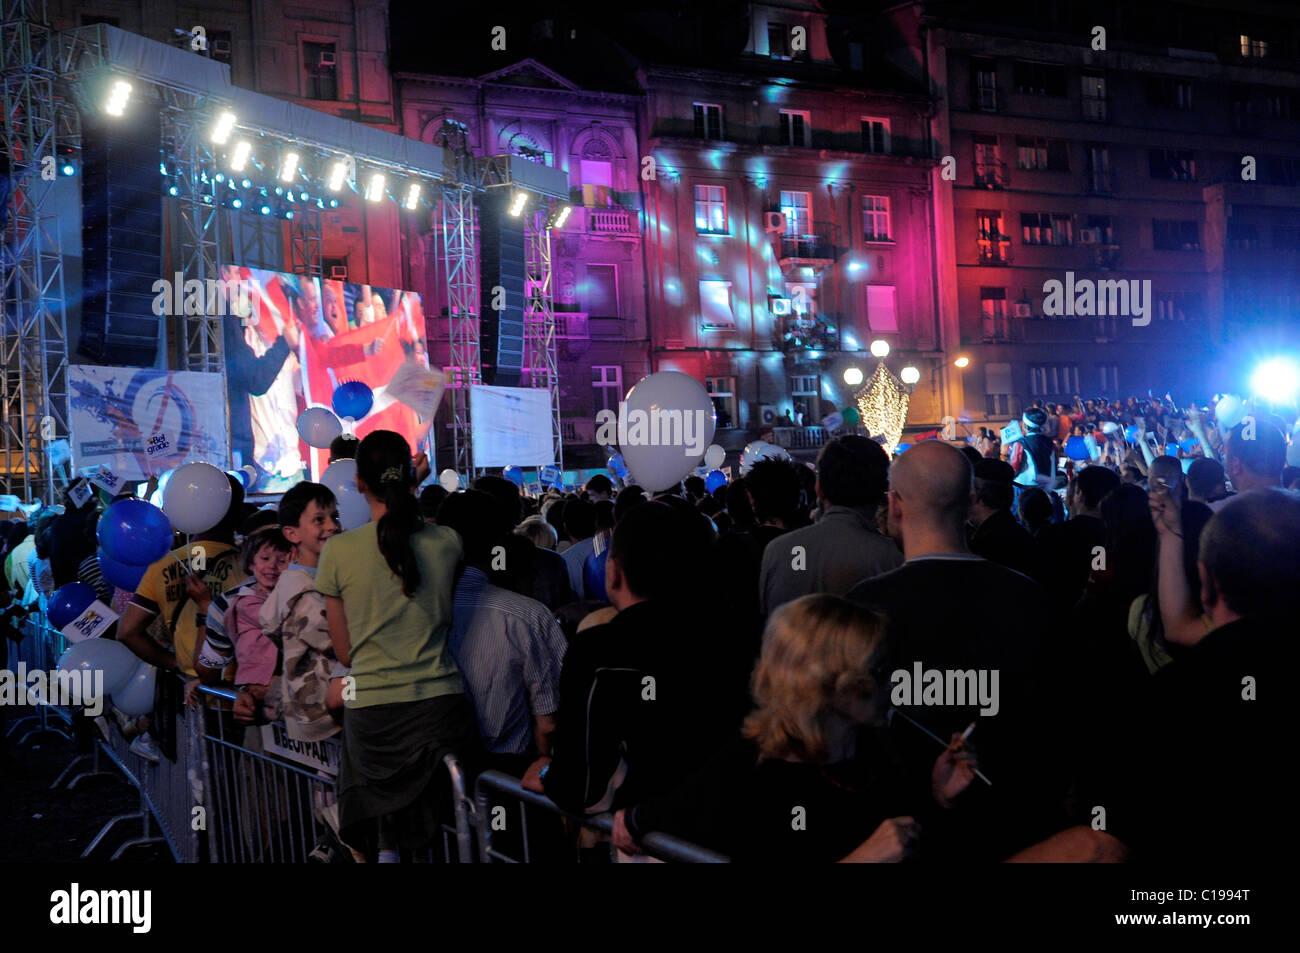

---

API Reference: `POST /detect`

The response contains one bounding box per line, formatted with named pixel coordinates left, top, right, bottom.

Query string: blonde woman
left=612, top=594, right=977, bottom=862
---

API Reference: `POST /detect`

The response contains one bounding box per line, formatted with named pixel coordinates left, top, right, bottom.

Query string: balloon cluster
left=56, top=639, right=156, bottom=718
left=95, top=496, right=174, bottom=595
left=321, top=459, right=371, bottom=531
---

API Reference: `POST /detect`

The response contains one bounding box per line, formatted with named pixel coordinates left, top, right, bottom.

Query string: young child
left=261, top=482, right=344, bottom=742
left=197, top=527, right=293, bottom=722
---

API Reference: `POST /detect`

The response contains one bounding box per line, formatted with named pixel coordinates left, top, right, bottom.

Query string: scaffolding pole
left=441, top=184, right=480, bottom=482
left=525, top=209, right=562, bottom=473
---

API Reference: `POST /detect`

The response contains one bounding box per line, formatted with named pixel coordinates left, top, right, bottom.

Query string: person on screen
left=222, top=298, right=295, bottom=481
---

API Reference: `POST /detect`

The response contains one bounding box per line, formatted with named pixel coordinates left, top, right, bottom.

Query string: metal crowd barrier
left=473, top=770, right=730, bottom=864
left=5, top=614, right=74, bottom=746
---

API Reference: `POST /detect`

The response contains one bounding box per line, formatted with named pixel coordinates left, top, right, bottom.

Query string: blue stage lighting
left=61, top=164, right=75, bottom=176
left=260, top=204, right=271, bottom=215
left=230, top=197, right=243, bottom=209
left=215, top=173, right=225, bottom=183
left=241, top=178, right=252, bottom=189
left=160, top=161, right=167, bottom=175
left=167, top=185, right=179, bottom=196
left=1250, top=357, right=1300, bottom=404
left=299, top=190, right=309, bottom=202
left=328, top=198, right=339, bottom=208
left=315, top=198, right=325, bottom=209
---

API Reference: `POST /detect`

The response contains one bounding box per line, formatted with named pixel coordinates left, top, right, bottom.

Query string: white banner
left=69, top=366, right=230, bottom=481
left=261, top=722, right=342, bottom=776
left=61, top=601, right=118, bottom=643
left=469, top=385, right=556, bottom=469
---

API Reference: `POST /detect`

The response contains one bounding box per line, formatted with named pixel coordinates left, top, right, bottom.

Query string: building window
left=699, top=280, right=736, bottom=329
left=1013, top=61, right=1065, bottom=97
left=1087, top=146, right=1113, bottom=193
left=1021, top=212, right=1073, bottom=246
left=985, top=361, right=1014, bottom=417
left=1155, top=292, right=1194, bottom=321
left=209, top=29, right=233, bottom=65
left=973, top=134, right=1005, bottom=188
left=303, top=41, right=338, bottom=101
left=593, top=365, right=623, bottom=415
left=1263, top=91, right=1295, bottom=119
left=1147, top=76, right=1194, bottom=110
left=1029, top=364, right=1080, bottom=397
left=1153, top=219, right=1200, bottom=251
left=1228, top=223, right=1260, bottom=251
left=580, top=156, right=613, bottom=207
left=861, top=117, right=890, bottom=154
left=971, top=57, right=998, bottom=112
left=1149, top=149, right=1196, bottom=182
left=768, top=22, right=790, bottom=59
left=693, top=103, right=724, bottom=140
left=1082, top=215, right=1115, bottom=246
left=977, top=210, right=1011, bottom=263
left=780, top=190, right=811, bottom=236
left=694, top=185, right=727, bottom=234
left=861, top=195, right=891, bottom=242
left=705, top=377, right=737, bottom=428
left=980, top=287, right=1008, bottom=340
left=866, top=285, right=898, bottom=333
left=585, top=264, right=619, bottom=317
left=1016, top=136, right=1069, bottom=172
left=1098, top=365, right=1120, bottom=393
left=1081, top=72, right=1107, bottom=120
left=779, top=110, right=811, bottom=147
left=1240, top=35, right=1268, bottom=58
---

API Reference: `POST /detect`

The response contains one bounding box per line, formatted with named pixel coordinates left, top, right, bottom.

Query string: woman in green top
left=318, top=430, right=479, bottom=862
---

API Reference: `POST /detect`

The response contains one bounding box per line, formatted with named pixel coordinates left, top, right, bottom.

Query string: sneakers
left=129, top=733, right=161, bottom=764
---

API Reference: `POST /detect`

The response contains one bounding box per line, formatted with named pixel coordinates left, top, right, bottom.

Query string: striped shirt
left=446, top=566, right=566, bottom=756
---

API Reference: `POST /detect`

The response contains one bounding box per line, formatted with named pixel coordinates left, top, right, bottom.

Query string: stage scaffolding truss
left=2, top=9, right=565, bottom=501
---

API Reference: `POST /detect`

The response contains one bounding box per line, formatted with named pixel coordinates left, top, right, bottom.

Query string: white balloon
left=1101, top=421, right=1119, bottom=435
left=163, top=462, right=232, bottom=534
left=617, top=371, right=717, bottom=492
left=58, top=638, right=140, bottom=696
left=1215, top=395, right=1246, bottom=430
left=297, top=406, right=343, bottom=449
left=322, top=459, right=371, bottom=531
left=113, top=661, right=157, bottom=718
left=740, top=440, right=791, bottom=474
left=438, top=468, right=460, bottom=493
left=704, top=443, right=725, bottom=470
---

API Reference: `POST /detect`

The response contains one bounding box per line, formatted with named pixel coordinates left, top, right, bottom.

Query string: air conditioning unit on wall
left=764, top=211, right=788, bottom=233
left=770, top=297, right=792, bottom=315
left=759, top=404, right=780, bottom=426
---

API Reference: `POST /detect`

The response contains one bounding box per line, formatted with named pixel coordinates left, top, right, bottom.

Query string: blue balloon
left=704, top=469, right=728, bottom=493
left=332, top=380, right=374, bottom=420
left=1179, top=438, right=1199, bottom=453
left=502, top=466, right=524, bottom=487
left=48, top=582, right=97, bottom=629
left=98, top=549, right=147, bottom=593
left=895, top=443, right=912, bottom=454
left=1124, top=425, right=1140, bottom=444
left=97, top=499, right=172, bottom=566
left=583, top=548, right=608, bottom=603
left=1165, top=443, right=1179, bottom=457
left=607, top=453, right=629, bottom=479
left=1065, top=436, right=1090, bottom=460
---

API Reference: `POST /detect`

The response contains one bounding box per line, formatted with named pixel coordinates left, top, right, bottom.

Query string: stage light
left=259, top=204, right=272, bottom=215
left=870, top=339, right=890, bottom=358
left=201, top=194, right=213, bottom=205
left=230, top=140, right=252, bottom=172
left=328, top=160, right=349, bottom=191
left=328, top=198, right=339, bottom=208
left=284, top=209, right=294, bottom=220
left=901, top=366, right=921, bottom=385
left=167, top=184, right=179, bottom=196
left=279, top=151, right=299, bottom=183
left=214, top=172, right=225, bottom=183
left=104, top=79, right=131, bottom=117
left=211, top=111, right=237, bottom=145
left=61, top=163, right=75, bottom=176
left=273, top=186, right=283, bottom=196
left=508, top=191, right=528, bottom=217
left=221, top=196, right=243, bottom=210
left=365, top=172, right=385, bottom=202
left=298, top=190, right=309, bottom=202
left=554, top=204, right=572, bottom=228
left=403, top=182, right=421, bottom=210
left=954, top=356, right=970, bottom=368
left=241, top=178, right=251, bottom=189
left=160, top=161, right=168, bottom=175
left=1250, top=357, right=1300, bottom=404
left=843, top=367, right=863, bottom=386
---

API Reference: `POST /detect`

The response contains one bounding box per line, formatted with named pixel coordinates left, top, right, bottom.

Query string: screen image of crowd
left=2, top=391, right=1294, bottom=864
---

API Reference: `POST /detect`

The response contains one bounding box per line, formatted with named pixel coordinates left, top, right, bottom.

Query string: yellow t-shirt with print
left=130, top=542, right=242, bottom=676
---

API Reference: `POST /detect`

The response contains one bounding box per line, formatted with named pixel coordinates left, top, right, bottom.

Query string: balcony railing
left=779, top=229, right=836, bottom=262
left=776, top=314, right=841, bottom=353
left=770, top=426, right=830, bottom=451
left=977, top=239, right=1013, bottom=265
left=585, top=207, right=636, bottom=235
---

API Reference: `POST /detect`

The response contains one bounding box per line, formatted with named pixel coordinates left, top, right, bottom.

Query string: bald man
left=846, top=441, right=1070, bottom=862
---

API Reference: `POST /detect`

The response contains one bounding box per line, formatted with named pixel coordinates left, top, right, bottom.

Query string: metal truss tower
left=525, top=208, right=562, bottom=473
left=1, top=0, right=70, bottom=503
left=440, top=183, right=481, bottom=480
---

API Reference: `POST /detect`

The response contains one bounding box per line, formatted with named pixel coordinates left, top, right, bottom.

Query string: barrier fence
left=9, top=614, right=727, bottom=863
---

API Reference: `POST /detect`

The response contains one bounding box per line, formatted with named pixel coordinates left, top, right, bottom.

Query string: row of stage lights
left=108, top=80, right=572, bottom=227
left=209, top=110, right=426, bottom=211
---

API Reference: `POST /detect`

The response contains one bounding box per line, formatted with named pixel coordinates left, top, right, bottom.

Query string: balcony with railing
left=775, top=314, right=841, bottom=353
left=977, top=237, right=1013, bottom=265
left=778, top=227, right=837, bottom=267
left=573, top=206, right=637, bottom=236
left=770, top=426, right=830, bottom=451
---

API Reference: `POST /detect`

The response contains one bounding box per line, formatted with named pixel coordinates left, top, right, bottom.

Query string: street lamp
left=954, top=356, right=970, bottom=368
left=900, top=366, right=920, bottom=385
left=843, top=367, right=864, bottom=387
left=870, top=339, right=891, bottom=358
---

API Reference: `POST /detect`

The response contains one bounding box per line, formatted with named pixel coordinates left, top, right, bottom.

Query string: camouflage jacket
left=259, top=566, right=340, bottom=742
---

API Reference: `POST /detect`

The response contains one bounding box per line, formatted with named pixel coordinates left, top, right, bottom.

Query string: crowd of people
left=1, top=389, right=1295, bottom=864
